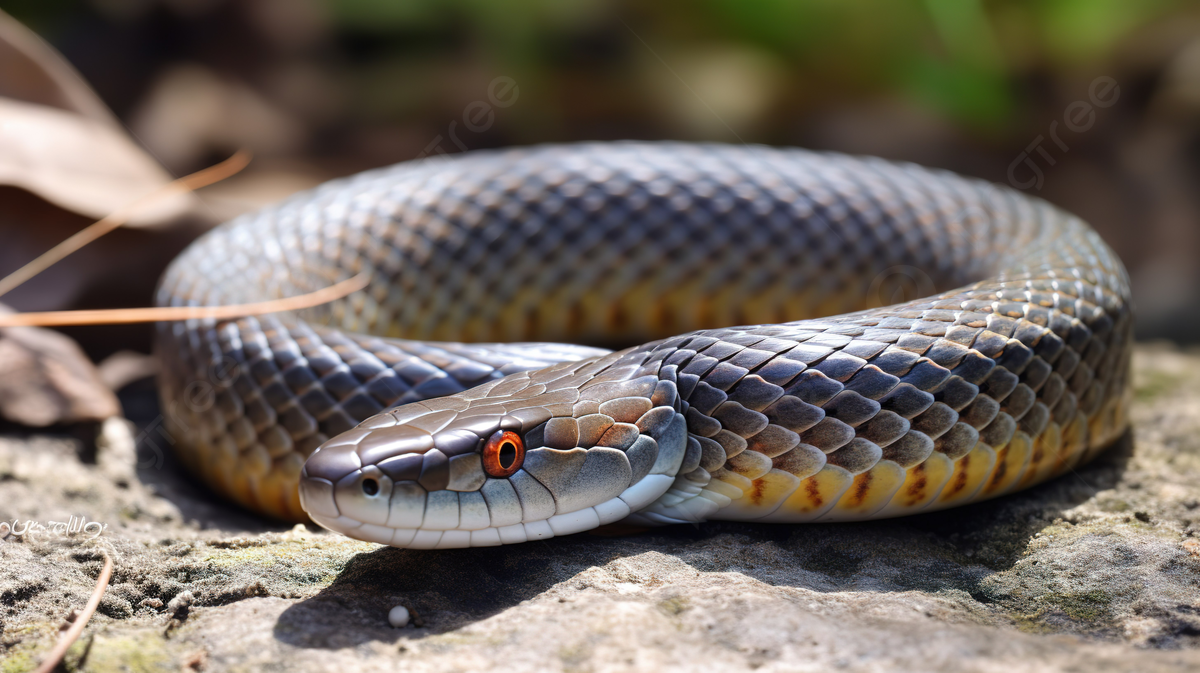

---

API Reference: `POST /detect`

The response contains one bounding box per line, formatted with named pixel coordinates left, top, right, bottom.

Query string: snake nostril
left=362, top=478, right=379, bottom=496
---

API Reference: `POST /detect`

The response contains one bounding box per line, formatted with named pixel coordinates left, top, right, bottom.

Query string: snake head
left=298, top=353, right=690, bottom=548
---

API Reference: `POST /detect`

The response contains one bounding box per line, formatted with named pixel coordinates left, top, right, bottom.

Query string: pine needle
left=0, top=272, right=370, bottom=327
left=0, top=150, right=251, bottom=300
left=34, top=550, right=113, bottom=673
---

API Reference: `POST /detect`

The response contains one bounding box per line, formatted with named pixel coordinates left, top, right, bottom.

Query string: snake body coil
left=155, top=143, right=1132, bottom=548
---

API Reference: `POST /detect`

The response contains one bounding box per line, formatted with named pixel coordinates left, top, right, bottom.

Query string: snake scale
left=155, top=143, right=1132, bottom=549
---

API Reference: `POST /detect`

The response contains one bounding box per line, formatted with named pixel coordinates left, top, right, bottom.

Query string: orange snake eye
left=482, top=429, right=524, bottom=478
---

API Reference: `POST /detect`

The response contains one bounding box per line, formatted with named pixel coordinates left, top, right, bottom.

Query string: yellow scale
left=702, top=408, right=1122, bottom=524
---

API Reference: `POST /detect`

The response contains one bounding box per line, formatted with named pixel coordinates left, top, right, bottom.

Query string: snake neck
left=618, top=296, right=1133, bottom=526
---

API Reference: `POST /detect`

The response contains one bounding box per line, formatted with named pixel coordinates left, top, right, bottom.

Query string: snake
left=154, top=142, right=1133, bottom=549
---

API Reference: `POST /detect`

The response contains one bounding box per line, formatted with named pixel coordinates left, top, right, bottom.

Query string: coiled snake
left=155, top=143, right=1132, bottom=549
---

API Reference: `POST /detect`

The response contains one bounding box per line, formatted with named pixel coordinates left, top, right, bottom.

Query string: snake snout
left=299, top=408, right=444, bottom=534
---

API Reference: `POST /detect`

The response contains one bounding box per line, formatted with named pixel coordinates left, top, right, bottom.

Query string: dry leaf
left=96, top=349, right=159, bottom=392
left=0, top=97, right=194, bottom=224
left=131, top=63, right=303, bottom=172
left=0, top=10, right=195, bottom=225
left=0, top=306, right=120, bottom=426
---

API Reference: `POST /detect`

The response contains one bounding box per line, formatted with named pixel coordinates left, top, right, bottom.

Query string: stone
left=387, top=605, right=410, bottom=628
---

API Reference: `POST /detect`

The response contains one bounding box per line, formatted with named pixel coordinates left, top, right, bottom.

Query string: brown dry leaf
left=130, top=64, right=304, bottom=173
left=0, top=10, right=194, bottom=225
left=0, top=306, right=120, bottom=426
left=96, top=349, right=159, bottom=392
left=0, top=98, right=196, bottom=224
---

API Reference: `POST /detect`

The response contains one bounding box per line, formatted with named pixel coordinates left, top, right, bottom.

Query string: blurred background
left=2, top=0, right=1200, bottom=357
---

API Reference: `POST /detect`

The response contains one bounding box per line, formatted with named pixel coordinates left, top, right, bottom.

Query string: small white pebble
left=388, top=605, right=410, bottom=628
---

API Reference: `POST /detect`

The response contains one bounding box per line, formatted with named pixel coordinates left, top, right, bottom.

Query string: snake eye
left=482, top=429, right=524, bottom=478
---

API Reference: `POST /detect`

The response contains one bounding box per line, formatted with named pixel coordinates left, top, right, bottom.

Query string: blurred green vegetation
left=5, top=0, right=1191, bottom=135
left=320, top=0, right=1188, bottom=131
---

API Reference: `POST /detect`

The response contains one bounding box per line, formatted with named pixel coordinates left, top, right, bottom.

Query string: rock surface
left=2, top=344, right=1200, bottom=672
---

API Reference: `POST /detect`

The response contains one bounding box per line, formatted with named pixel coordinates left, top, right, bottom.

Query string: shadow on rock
left=683, top=432, right=1136, bottom=589
left=274, top=431, right=1136, bottom=648
left=133, top=425, right=288, bottom=535
left=273, top=537, right=623, bottom=649
left=903, top=430, right=1136, bottom=564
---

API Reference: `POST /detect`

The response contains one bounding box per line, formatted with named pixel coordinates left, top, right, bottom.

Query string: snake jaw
left=300, top=355, right=691, bottom=548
